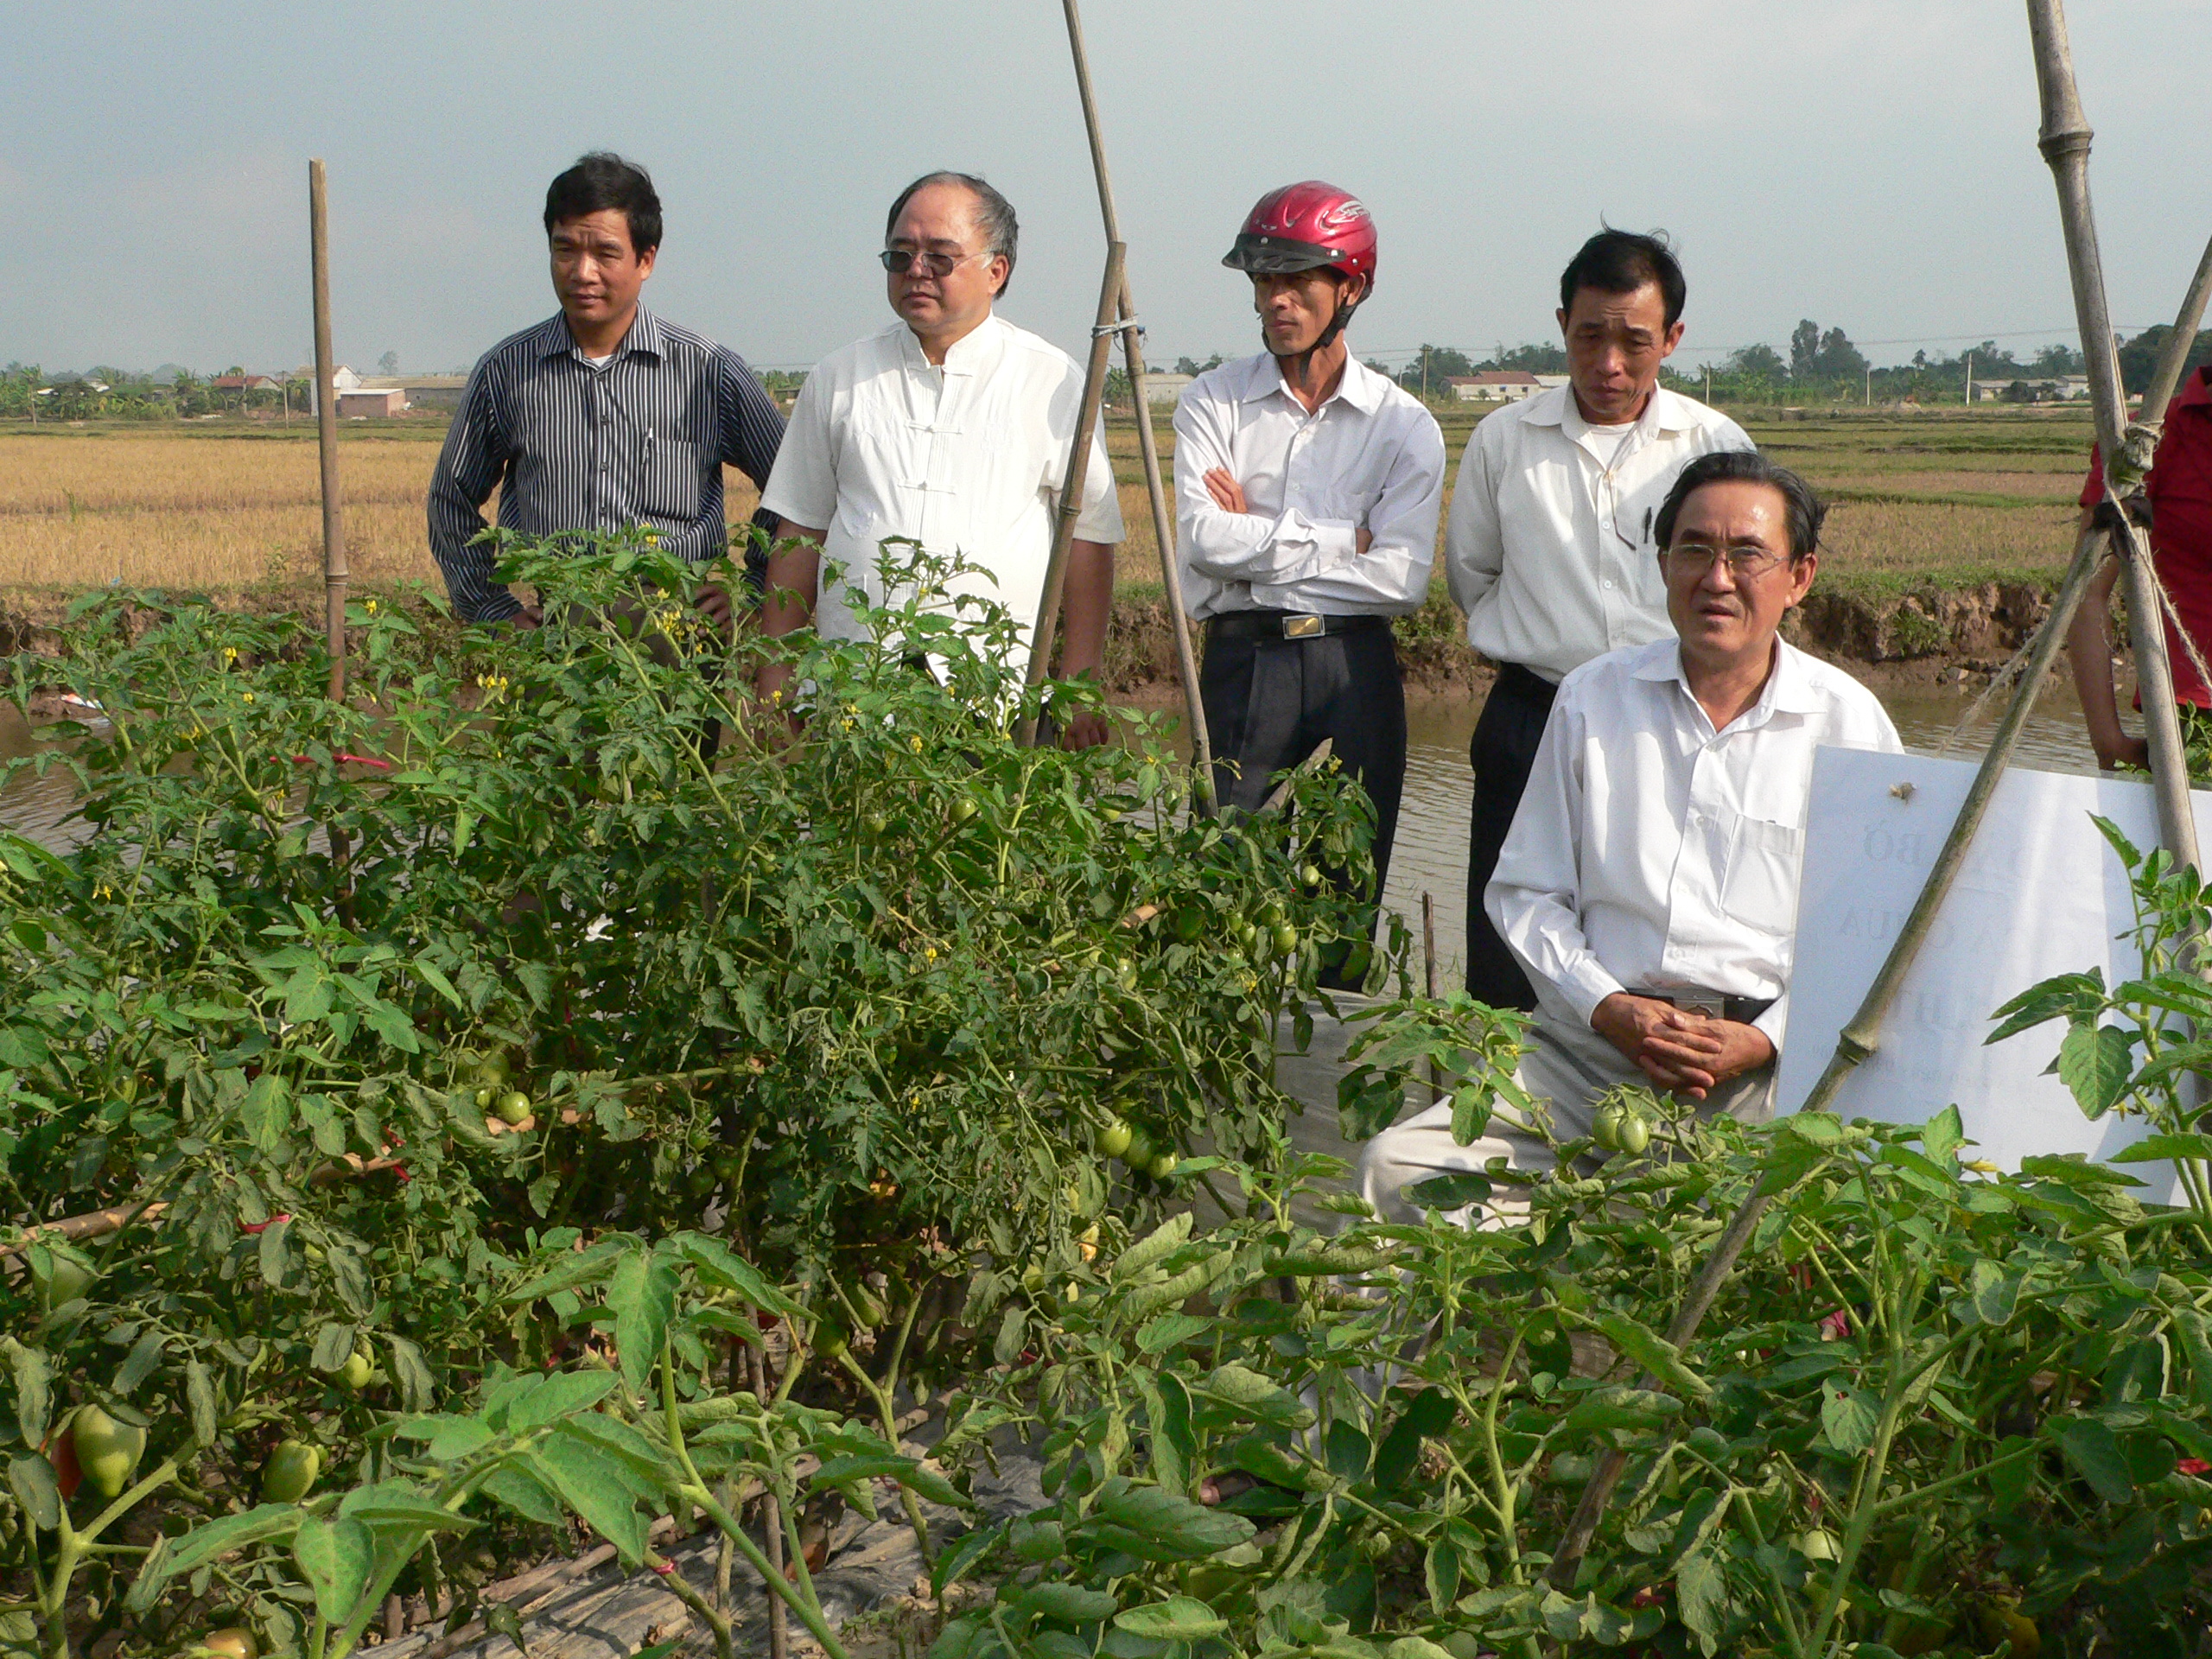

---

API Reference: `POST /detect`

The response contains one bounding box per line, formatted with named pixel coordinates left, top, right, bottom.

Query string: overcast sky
left=4, top=1, right=2209, bottom=378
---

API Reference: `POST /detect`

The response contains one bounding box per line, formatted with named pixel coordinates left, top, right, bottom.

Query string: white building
left=1446, top=371, right=1542, bottom=403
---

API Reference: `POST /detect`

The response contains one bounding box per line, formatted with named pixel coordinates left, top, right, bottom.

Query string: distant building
left=212, top=373, right=283, bottom=393
left=358, top=373, right=467, bottom=411
left=338, top=387, right=407, bottom=418
left=1534, top=374, right=1571, bottom=389
left=1446, top=372, right=1541, bottom=403
left=1142, top=372, right=1194, bottom=407
left=1974, top=376, right=2092, bottom=404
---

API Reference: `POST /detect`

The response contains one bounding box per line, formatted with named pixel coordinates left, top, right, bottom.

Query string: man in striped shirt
left=428, top=152, right=785, bottom=628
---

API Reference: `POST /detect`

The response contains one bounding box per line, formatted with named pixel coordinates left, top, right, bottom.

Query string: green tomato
left=339, top=1351, right=374, bottom=1391
left=72, top=1405, right=145, bottom=1500
left=1591, top=1103, right=1624, bottom=1152
left=474, top=1086, right=493, bottom=1109
left=475, top=1052, right=511, bottom=1089
left=1146, top=1150, right=1179, bottom=1181
left=1096, top=1118, right=1133, bottom=1160
left=815, top=1324, right=849, bottom=1361
left=1116, top=961, right=1139, bottom=993
left=1271, top=922, right=1300, bottom=957
left=1255, top=899, right=1286, bottom=928
left=1120, top=1126, right=1156, bottom=1168
left=200, top=1630, right=258, bottom=1659
left=498, top=1090, right=533, bottom=1126
left=262, top=1439, right=321, bottom=1504
left=865, top=811, right=890, bottom=836
left=1300, top=862, right=1324, bottom=887
left=948, top=796, right=979, bottom=824
left=1614, top=1112, right=1651, bottom=1156
left=42, top=1254, right=96, bottom=1309
left=1236, top=920, right=1259, bottom=952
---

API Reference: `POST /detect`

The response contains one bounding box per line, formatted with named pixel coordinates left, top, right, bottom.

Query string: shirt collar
left=899, top=310, right=1002, bottom=373
left=537, top=307, right=664, bottom=363
left=1529, top=381, right=1700, bottom=437
left=1236, top=349, right=1386, bottom=415
left=1633, top=635, right=1824, bottom=728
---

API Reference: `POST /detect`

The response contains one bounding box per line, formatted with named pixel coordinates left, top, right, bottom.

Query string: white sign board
left=1776, top=747, right=2209, bottom=1202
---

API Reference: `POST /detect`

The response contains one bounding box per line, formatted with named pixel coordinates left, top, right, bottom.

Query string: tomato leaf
left=2055, top=1021, right=2137, bottom=1119
left=1113, top=1598, right=1226, bottom=1639
left=291, top=1514, right=375, bottom=1630
left=1820, top=1382, right=1879, bottom=1457
left=2054, top=1416, right=2136, bottom=1503
left=607, top=1250, right=677, bottom=1397
left=127, top=1505, right=305, bottom=1614
left=526, top=1435, right=647, bottom=1565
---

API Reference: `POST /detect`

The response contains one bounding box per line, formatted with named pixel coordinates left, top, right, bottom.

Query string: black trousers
left=1200, top=617, right=1407, bottom=915
left=1465, top=661, right=1558, bottom=1009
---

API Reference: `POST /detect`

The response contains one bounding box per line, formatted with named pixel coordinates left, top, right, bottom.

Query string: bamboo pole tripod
left=1021, top=0, right=1216, bottom=815
left=1551, top=0, right=2209, bottom=1588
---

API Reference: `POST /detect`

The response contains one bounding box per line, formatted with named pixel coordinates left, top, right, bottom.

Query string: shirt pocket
left=640, top=438, right=704, bottom=521
left=1719, top=811, right=1807, bottom=936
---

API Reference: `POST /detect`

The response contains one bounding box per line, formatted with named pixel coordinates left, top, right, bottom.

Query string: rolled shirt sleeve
left=427, top=357, right=521, bottom=623
left=1068, top=422, right=1123, bottom=543
left=759, top=372, right=841, bottom=542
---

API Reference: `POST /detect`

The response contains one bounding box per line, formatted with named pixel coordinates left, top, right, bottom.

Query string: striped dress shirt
left=428, top=308, right=785, bottom=622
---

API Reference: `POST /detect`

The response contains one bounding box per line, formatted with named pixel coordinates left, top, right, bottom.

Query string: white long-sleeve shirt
left=1173, top=353, right=1445, bottom=620
left=761, top=314, right=1122, bottom=673
left=1486, top=636, right=1902, bottom=1050
left=1445, top=384, right=1751, bottom=681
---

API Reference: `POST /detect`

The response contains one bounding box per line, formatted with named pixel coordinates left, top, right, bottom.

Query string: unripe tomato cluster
left=1095, top=1116, right=1178, bottom=1181
left=1591, top=1101, right=1651, bottom=1156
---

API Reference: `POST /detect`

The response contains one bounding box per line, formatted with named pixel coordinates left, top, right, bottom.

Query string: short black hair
left=543, top=152, right=662, bottom=256
left=1655, top=449, right=1826, bottom=560
left=886, top=171, right=1019, bottom=296
left=1560, top=228, right=1686, bottom=330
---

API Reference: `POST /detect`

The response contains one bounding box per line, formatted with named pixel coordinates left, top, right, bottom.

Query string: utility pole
left=1705, top=362, right=1712, bottom=404
left=1866, top=364, right=1872, bottom=407
left=1964, top=348, right=1974, bottom=406
left=1420, top=346, right=1428, bottom=401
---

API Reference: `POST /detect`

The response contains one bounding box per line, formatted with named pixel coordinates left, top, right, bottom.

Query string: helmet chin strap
left=1262, top=276, right=1363, bottom=376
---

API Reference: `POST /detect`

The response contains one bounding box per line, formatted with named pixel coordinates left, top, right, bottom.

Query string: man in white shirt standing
left=1446, top=231, right=1751, bottom=1008
left=1176, top=182, right=1446, bottom=963
left=1358, top=451, right=1900, bottom=1222
left=758, top=172, right=1122, bottom=743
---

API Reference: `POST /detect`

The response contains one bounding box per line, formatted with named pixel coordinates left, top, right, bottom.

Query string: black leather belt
left=1205, top=611, right=1390, bottom=642
left=1632, top=989, right=1776, bottom=1025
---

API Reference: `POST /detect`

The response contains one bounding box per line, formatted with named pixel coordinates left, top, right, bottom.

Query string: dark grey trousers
left=1465, top=662, right=1558, bottom=1010
left=1199, top=619, right=1407, bottom=912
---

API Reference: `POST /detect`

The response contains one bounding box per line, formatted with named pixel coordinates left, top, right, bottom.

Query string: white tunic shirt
left=1486, top=636, right=1902, bottom=1049
left=1173, top=353, right=1446, bottom=620
left=760, top=314, right=1123, bottom=669
left=1445, top=384, right=1752, bottom=682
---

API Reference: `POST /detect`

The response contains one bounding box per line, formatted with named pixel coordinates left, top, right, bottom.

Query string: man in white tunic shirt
left=758, top=172, right=1122, bottom=743
left=1176, top=182, right=1445, bottom=956
left=1358, top=451, right=1900, bottom=1223
left=1446, top=232, right=1752, bottom=1008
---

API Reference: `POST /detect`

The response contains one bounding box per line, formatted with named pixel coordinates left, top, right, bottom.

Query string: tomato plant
left=0, top=533, right=1388, bottom=1658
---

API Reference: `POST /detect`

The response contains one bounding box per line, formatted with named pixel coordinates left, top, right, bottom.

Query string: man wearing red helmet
left=1174, top=182, right=1446, bottom=975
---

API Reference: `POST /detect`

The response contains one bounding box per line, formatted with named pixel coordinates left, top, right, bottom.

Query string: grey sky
left=3, top=1, right=2208, bottom=378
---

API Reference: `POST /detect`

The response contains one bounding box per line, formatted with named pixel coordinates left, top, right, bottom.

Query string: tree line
left=0, top=363, right=315, bottom=423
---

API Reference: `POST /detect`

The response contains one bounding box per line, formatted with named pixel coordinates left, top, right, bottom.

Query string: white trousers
left=1353, top=1011, right=1776, bottom=1225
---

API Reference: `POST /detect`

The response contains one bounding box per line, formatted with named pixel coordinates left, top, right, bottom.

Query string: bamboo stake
left=1019, top=242, right=1125, bottom=747
left=308, top=160, right=348, bottom=704
left=1421, top=892, right=1441, bottom=1104
left=2027, top=0, right=2197, bottom=869
left=1059, top=0, right=1217, bottom=813
left=1548, top=522, right=2112, bottom=1592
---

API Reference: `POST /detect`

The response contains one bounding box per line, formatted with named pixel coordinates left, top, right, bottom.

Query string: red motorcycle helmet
left=1223, top=181, right=1376, bottom=292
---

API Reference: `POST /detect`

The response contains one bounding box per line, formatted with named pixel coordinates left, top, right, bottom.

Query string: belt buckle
left=1675, top=994, right=1724, bottom=1019
left=1282, top=613, right=1324, bottom=639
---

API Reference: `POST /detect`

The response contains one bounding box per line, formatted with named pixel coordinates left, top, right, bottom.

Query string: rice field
left=0, top=403, right=2097, bottom=601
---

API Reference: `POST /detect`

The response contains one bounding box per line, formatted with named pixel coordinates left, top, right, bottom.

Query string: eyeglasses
left=1662, top=543, right=1795, bottom=580
left=879, top=247, right=992, bottom=278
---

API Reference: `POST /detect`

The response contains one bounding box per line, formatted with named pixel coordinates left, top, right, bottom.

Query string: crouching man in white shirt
left=1357, top=449, right=1900, bottom=1222
left=758, top=171, right=1122, bottom=743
